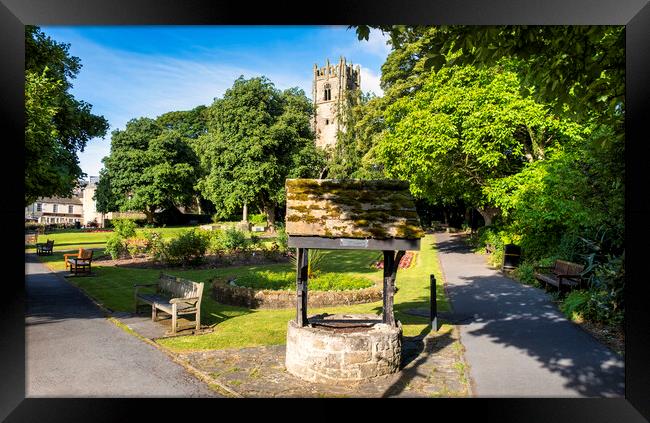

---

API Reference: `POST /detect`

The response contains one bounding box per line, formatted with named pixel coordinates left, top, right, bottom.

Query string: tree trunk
left=144, top=207, right=155, bottom=224
left=477, top=207, right=500, bottom=226
left=264, top=203, right=276, bottom=229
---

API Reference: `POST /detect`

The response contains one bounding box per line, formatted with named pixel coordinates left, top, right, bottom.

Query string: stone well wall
left=212, top=279, right=382, bottom=309
left=285, top=317, right=402, bottom=384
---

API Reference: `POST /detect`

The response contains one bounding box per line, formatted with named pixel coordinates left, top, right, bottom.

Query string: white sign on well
left=339, top=238, right=369, bottom=248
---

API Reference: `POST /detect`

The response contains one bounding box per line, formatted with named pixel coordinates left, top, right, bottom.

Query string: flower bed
left=374, top=251, right=416, bottom=270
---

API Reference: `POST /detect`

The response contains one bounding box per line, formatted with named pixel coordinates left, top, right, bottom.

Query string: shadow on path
left=434, top=232, right=624, bottom=397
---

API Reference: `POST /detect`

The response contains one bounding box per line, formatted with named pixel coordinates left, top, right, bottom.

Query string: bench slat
left=135, top=273, right=204, bottom=334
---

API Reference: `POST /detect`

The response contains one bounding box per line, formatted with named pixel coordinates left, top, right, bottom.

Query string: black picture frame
left=2, top=0, right=649, bottom=421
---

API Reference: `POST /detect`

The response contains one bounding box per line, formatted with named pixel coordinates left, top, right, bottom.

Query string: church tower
left=312, top=57, right=361, bottom=149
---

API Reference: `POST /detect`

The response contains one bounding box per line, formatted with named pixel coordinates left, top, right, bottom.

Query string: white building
left=25, top=176, right=104, bottom=226
left=25, top=196, right=84, bottom=224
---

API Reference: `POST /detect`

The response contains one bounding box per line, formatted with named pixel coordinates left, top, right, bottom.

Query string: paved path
left=25, top=254, right=218, bottom=397
left=433, top=232, right=624, bottom=397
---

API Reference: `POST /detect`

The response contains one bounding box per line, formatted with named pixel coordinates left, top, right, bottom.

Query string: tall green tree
left=355, top=25, right=624, bottom=126
left=376, top=63, right=585, bottom=225
left=25, top=26, right=108, bottom=205
left=197, top=77, right=325, bottom=226
left=100, top=118, right=199, bottom=223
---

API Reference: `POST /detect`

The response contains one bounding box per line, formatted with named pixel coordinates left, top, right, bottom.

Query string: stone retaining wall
left=285, top=317, right=402, bottom=383
left=211, top=279, right=383, bottom=309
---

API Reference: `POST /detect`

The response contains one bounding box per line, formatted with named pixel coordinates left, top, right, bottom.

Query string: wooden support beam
left=382, top=250, right=405, bottom=327
left=296, top=247, right=309, bottom=326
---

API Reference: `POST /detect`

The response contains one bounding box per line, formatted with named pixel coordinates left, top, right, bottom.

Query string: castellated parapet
left=312, top=57, right=361, bottom=150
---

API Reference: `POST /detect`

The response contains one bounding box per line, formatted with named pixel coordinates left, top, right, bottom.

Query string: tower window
left=323, top=83, right=331, bottom=101
left=69, top=205, right=74, bottom=214
left=53, top=204, right=58, bottom=213
left=325, top=119, right=329, bottom=125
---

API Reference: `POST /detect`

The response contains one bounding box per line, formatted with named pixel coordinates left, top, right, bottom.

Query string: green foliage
left=111, top=218, right=137, bottom=239
left=25, top=26, right=108, bottom=205
left=249, top=214, right=266, bottom=225
left=275, top=224, right=289, bottom=253
left=141, top=231, right=165, bottom=261
left=197, top=77, right=325, bottom=227
left=355, top=25, right=624, bottom=127
left=100, top=118, right=199, bottom=223
left=560, top=288, right=623, bottom=326
left=290, top=249, right=327, bottom=279
left=512, top=261, right=537, bottom=286
left=560, top=290, right=591, bottom=320
left=214, top=227, right=248, bottom=253
left=376, top=63, right=585, bottom=221
left=233, top=271, right=374, bottom=291
left=105, top=235, right=127, bottom=260
left=161, top=229, right=209, bottom=266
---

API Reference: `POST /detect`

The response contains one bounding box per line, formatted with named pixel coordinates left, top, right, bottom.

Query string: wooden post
left=296, top=247, right=309, bottom=326
left=382, top=250, right=405, bottom=327
left=430, top=274, right=438, bottom=332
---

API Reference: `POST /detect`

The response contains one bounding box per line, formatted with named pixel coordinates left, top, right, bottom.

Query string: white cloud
left=359, top=66, right=383, bottom=97
left=361, top=28, right=392, bottom=58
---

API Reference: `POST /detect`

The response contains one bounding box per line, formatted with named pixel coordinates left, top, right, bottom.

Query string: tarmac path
left=25, top=254, right=219, bottom=397
left=433, top=232, right=624, bottom=397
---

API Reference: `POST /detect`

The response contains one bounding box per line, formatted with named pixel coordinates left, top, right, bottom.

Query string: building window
left=323, top=83, right=331, bottom=101
left=53, top=204, right=58, bottom=213
left=69, top=205, right=74, bottom=214
left=325, top=119, right=329, bottom=125
left=36, top=203, right=42, bottom=212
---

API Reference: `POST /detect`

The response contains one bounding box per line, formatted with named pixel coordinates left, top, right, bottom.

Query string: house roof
left=38, top=196, right=83, bottom=205
left=285, top=179, right=424, bottom=240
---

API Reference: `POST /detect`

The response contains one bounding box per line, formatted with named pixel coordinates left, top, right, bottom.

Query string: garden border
left=211, top=278, right=383, bottom=309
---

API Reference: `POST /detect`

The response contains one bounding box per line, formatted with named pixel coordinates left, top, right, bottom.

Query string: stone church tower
left=312, top=57, right=361, bottom=149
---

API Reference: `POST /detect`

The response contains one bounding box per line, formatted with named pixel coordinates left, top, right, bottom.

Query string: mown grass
left=25, top=225, right=205, bottom=251
left=37, top=234, right=448, bottom=352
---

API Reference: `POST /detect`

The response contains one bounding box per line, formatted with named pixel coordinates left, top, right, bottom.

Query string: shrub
left=512, top=261, right=537, bottom=286
left=112, top=218, right=137, bottom=238
left=162, top=229, right=209, bottom=266
left=142, top=231, right=165, bottom=261
left=105, top=235, right=128, bottom=260
left=249, top=234, right=262, bottom=249
left=125, top=237, right=148, bottom=258
left=249, top=213, right=267, bottom=225
left=216, top=227, right=248, bottom=253
left=275, top=224, right=288, bottom=253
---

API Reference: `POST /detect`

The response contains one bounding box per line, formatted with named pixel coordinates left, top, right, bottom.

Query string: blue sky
left=40, top=26, right=392, bottom=177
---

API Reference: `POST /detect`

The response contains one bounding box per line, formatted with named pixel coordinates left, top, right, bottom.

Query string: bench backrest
left=158, top=273, right=204, bottom=299
left=554, top=260, right=584, bottom=275
left=78, top=249, right=93, bottom=260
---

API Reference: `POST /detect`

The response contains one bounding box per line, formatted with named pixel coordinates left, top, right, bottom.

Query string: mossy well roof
left=285, top=179, right=424, bottom=240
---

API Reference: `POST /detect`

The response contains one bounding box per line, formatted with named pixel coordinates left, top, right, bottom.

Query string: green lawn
left=25, top=224, right=231, bottom=252
left=37, top=234, right=448, bottom=352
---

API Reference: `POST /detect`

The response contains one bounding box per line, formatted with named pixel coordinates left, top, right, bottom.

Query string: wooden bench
left=134, top=273, right=204, bottom=334
left=534, top=259, right=584, bottom=291
left=25, top=233, right=38, bottom=245
left=36, top=239, right=54, bottom=256
left=67, top=249, right=94, bottom=275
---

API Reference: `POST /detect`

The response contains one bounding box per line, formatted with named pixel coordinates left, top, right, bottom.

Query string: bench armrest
left=169, top=296, right=201, bottom=305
